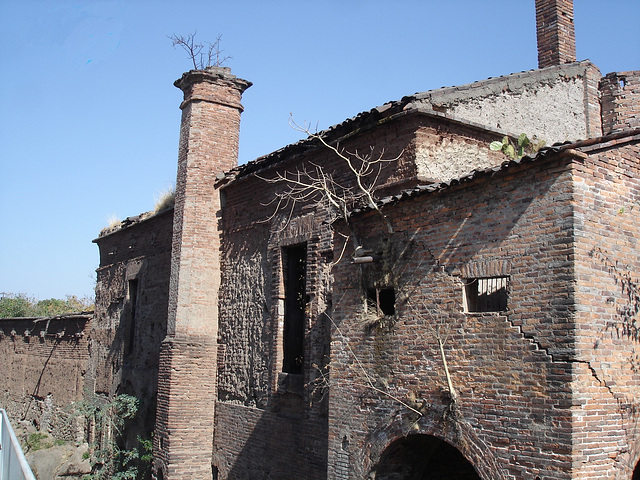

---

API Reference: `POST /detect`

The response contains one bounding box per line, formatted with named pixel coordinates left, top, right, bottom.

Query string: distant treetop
left=0, top=293, right=94, bottom=318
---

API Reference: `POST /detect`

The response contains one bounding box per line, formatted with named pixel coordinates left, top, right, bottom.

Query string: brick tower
left=153, top=67, right=251, bottom=480
left=536, top=0, right=576, bottom=68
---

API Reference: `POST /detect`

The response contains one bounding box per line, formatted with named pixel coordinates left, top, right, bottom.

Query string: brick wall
left=0, top=314, right=90, bottom=439
left=328, top=153, right=581, bottom=479
left=601, top=71, right=640, bottom=135
left=92, top=208, right=173, bottom=442
left=154, top=67, right=251, bottom=480
left=536, top=0, right=576, bottom=68
left=571, top=138, right=640, bottom=478
left=212, top=110, right=508, bottom=478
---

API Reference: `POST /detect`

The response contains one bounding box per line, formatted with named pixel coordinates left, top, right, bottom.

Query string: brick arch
left=152, top=459, right=167, bottom=480
left=363, top=409, right=506, bottom=480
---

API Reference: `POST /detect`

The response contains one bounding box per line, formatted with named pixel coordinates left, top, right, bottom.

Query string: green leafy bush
left=0, top=293, right=94, bottom=318
left=490, top=133, right=546, bottom=160
left=78, top=394, right=152, bottom=480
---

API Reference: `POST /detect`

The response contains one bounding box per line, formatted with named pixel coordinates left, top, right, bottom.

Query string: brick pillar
left=536, top=0, right=576, bottom=68
left=154, top=67, right=251, bottom=480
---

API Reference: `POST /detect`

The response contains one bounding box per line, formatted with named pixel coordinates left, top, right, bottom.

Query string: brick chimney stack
left=154, top=66, right=251, bottom=480
left=536, top=0, right=576, bottom=69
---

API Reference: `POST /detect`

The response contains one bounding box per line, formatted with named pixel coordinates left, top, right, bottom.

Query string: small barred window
left=464, top=276, right=508, bottom=312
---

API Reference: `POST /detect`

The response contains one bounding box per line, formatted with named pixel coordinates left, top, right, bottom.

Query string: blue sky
left=1, top=0, right=639, bottom=301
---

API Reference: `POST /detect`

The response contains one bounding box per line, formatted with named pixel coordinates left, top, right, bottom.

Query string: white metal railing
left=0, top=409, right=36, bottom=480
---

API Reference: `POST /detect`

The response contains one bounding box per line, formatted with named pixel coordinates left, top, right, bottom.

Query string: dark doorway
left=126, top=278, right=139, bottom=356
left=632, top=459, right=640, bottom=480
left=282, top=244, right=306, bottom=374
left=372, top=434, right=481, bottom=480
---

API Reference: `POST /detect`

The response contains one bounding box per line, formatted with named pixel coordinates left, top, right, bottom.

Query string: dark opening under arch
left=632, top=459, right=640, bottom=480
left=371, top=434, right=481, bottom=480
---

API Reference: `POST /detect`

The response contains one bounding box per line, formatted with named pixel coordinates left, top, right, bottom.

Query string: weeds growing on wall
left=77, top=393, right=152, bottom=480
left=154, top=187, right=175, bottom=213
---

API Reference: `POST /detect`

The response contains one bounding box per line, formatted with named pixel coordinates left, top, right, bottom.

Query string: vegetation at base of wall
left=490, top=133, right=546, bottom=160
left=77, top=393, right=152, bottom=480
left=23, top=432, right=65, bottom=452
left=0, top=293, right=94, bottom=318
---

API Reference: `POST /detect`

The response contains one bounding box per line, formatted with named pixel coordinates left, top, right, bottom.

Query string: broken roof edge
left=217, top=106, right=518, bottom=189
left=0, top=312, right=93, bottom=322
left=217, top=60, right=599, bottom=187
left=93, top=205, right=174, bottom=242
left=348, top=128, right=640, bottom=218
left=408, top=60, right=599, bottom=106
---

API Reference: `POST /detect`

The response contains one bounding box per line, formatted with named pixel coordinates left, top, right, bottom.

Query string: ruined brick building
left=86, top=0, right=640, bottom=479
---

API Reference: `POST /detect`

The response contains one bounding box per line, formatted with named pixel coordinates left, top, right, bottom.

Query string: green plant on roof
left=490, top=133, right=545, bottom=160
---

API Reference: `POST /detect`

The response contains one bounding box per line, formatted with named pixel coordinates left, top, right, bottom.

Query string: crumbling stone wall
left=328, top=152, right=582, bottom=479
left=571, top=138, right=640, bottom=478
left=411, top=113, right=505, bottom=181
left=408, top=62, right=602, bottom=144
left=92, top=208, right=173, bottom=441
left=0, top=315, right=90, bottom=439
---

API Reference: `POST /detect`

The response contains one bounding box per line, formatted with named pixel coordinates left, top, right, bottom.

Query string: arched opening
left=371, top=434, right=481, bottom=480
left=632, top=459, right=640, bottom=480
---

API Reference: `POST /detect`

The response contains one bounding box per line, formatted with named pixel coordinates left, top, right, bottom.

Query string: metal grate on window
left=465, top=276, right=508, bottom=312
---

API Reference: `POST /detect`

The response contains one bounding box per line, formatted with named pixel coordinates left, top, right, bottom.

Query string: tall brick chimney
left=154, top=67, right=251, bottom=480
left=535, top=0, right=576, bottom=68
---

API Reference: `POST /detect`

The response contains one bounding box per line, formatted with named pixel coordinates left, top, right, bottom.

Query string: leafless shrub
left=169, top=32, right=232, bottom=70
left=259, top=117, right=400, bottom=248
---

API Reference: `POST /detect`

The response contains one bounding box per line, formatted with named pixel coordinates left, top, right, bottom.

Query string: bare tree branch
left=169, top=32, right=232, bottom=70
left=259, top=116, right=400, bottom=248
left=407, top=298, right=458, bottom=403
left=320, top=313, right=423, bottom=416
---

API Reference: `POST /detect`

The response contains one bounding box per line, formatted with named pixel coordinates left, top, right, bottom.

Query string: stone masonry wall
left=412, top=114, right=505, bottom=181
left=410, top=62, right=602, bottom=144
left=328, top=154, right=579, bottom=479
left=571, top=138, right=640, bottom=478
left=0, top=315, right=90, bottom=439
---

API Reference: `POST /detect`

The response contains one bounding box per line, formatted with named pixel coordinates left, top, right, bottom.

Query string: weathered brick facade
left=82, top=1, right=640, bottom=478
left=601, top=71, right=640, bottom=135
left=3, top=2, right=638, bottom=478
left=326, top=137, right=640, bottom=479
left=0, top=314, right=90, bottom=438
left=92, top=207, right=173, bottom=443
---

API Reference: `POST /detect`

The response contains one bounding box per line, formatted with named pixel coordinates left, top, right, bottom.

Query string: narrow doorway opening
left=126, top=278, right=139, bottom=355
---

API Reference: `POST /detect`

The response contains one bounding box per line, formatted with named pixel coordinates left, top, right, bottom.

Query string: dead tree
left=261, top=117, right=399, bottom=253
left=169, top=32, right=231, bottom=70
